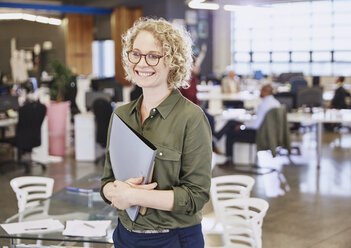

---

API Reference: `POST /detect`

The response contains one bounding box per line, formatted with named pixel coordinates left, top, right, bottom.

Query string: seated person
left=330, top=76, right=350, bottom=109
left=221, top=69, right=240, bottom=94
left=214, top=84, right=280, bottom=166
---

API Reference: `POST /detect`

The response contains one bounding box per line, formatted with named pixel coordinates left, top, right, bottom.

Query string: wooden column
left=65, top=14, right=93, bottom=75
left=111, top=7, right=143, bottom=86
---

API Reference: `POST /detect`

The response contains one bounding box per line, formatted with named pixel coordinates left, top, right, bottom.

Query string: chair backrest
left=211, top=175, right=255, bottom=222
left=10, top=176, right=54, bottom=212
left=274, top=92, right=295, bottom=112
left=256, top=106, right=291, bottom=156
left=219, top=198, right=269, bottom=248
left=297, top=86, right=323, bottom=108
left=17, top=101, right=46, bottom=151
left=92, top=98, right=113, bottom=147
left=289, top=76, right=308, bottom=93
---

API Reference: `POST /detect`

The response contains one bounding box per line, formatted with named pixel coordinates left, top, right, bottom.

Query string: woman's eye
left=148, top=54, right=159, bottom=59
left=131, top=52, right=140, bottom=57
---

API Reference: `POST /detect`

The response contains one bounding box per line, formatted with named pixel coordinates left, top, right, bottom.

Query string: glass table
left=0, top=173, right=117, bottom=247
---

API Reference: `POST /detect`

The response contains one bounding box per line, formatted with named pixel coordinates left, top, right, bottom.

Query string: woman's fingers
left=133, top=182, right=157, bottom=190
left=126, top=177, right=143, bottom=185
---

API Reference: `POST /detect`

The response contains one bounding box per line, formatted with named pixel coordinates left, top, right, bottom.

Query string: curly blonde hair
left=122, top=17, right=193, bottom=89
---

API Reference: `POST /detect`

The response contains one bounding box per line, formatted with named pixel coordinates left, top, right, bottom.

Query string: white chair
left=10, top=176, right=54, bottom=216
left=7, top=176, right=54, bottom=247
left=219, top=198, right=269, bottom=248
left=203, top=175, right=255, bottom=235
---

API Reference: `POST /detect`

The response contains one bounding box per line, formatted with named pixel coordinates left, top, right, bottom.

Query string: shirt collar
left=129, top=89, right=182, bottom=119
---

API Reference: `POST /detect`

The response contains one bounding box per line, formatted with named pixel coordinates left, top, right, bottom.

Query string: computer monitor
left=85, top=91, right=111, bottom=111
left=0, top=95, right=19, bottom=112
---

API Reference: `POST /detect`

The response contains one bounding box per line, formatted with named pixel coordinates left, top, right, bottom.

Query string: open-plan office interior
left=0, top=0, right=350, bottom=247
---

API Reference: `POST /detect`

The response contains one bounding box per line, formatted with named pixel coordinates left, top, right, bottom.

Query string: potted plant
left=47, top=60, right=73, bottom=157
left=50, top=60, right=72, bottom=102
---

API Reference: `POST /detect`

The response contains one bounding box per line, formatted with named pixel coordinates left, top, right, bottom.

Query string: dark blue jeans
left=113, top=221, right=204, bottom=248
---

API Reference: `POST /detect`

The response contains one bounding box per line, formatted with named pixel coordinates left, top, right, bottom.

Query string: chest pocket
left=153, top=145, right=181, bottom=188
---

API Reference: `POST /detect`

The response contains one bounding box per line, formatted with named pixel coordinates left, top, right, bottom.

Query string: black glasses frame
left=127, top=51, right=164, bottom=66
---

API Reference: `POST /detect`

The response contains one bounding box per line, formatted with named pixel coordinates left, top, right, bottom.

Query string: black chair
left=92, top=98, right=112, bottom=163
left=0, top=101, right=47, bottom=173
left=274, top=92, right=295, bottom=112
left=223, top=100, right=244, bottom=109
left=296, top=86, right=323, bottom=108
left=290, top=76, right=308, bottom=93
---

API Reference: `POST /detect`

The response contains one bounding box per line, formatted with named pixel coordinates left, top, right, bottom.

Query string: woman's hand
left=110, top=177, right=157, bottom=210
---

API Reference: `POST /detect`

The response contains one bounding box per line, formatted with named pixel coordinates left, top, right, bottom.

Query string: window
left=231, top=0, right=351, bottom=76
left=92, top=40, right=115, bottom=78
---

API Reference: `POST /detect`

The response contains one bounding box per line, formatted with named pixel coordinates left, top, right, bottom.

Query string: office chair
left=296, top=86, right=323, bottom=108
left=230, top=106, right=291, bottom=175
left=223, top=100, right=244, bottom=109
left=274, top=92, right=295, bottom=112
left=290, top=76, right=308, bottom=93
left=0, top=101, right=47, bottom=173
left=92, top=98, right=112, bottom=164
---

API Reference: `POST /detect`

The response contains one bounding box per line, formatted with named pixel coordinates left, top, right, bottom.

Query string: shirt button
left=159, top=152, right=163, bottom=156
left=150, top=116, right=154, bottom=118
left=152, top=109, right=156, bottom=112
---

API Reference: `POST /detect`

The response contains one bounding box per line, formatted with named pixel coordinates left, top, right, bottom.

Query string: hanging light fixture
left=188, top=0, right=220, bottom=10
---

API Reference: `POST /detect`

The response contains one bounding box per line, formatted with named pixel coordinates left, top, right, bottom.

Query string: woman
left=100, top=18, right=212, bottom=248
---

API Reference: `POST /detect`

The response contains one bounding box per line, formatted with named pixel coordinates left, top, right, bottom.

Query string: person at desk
left=221, top=69, right=240, bottom=94
left=100, top=18, right=212, bottom=248
left=215, top=84, right=280, bottom=167
left=330, top=76, right=350, bottom=109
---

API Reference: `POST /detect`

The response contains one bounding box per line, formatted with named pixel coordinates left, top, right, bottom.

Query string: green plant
left=50, top=60, right=72, bottom=102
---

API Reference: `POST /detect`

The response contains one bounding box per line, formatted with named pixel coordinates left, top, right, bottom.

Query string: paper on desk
left=1, top=218, right=64, bottom=234
left=63, top=220, right=111, bottom=237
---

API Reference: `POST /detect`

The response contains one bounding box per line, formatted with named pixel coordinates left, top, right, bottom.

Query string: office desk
left=0, top=174, right=117, bottom=247
left=0, top=118, right=17, bottom=128
left=197, top=90, right=261, bottom=111
left=0, top=117, right=17, bottom=137
left=287, top=109, right=351, bottom=169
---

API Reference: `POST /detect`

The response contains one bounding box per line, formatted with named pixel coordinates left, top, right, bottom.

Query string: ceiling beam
left=0, top=2, right=112, bottom=15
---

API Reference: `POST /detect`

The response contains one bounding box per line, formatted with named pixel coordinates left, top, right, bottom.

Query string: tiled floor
left=1, top=130, right=351, bottom=247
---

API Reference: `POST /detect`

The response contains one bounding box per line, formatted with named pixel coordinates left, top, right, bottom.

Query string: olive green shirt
left=100, top=89, right=212, bottom=230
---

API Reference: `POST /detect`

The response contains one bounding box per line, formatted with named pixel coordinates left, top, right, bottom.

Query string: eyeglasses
left=127, top=51, right=164, bottom=66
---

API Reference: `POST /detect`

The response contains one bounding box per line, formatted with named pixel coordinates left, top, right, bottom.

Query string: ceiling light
left=22, top=13, right=36, bottom=21
left=0, top=13, right=22, bottom=20
left=223, top=4, right=271, bottom=12
left=48, top=18, right=62, bottom=25
left=0, top=12, right=62, bottom=25
left=36, top=16, right=49, bottom=24
left=188, top=0, right=219, bottom=10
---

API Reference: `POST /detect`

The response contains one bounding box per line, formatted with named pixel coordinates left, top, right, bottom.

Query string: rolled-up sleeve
left=172, top=111, right=212, bottom=215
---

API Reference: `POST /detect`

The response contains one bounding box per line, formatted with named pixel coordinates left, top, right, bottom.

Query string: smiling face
left=129, top=30, right=170, bottom=90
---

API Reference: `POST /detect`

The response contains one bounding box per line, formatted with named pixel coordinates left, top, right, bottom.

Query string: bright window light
left=272, top=52, right=289, bottom=62
left=92, top=40, right=115, bottom=78
left=231, top=0, right=351, bottom=75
